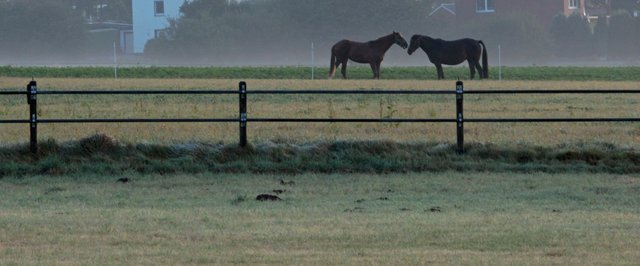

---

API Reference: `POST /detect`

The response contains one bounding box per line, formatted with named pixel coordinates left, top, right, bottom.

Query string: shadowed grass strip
left=1, top=134, right=639, bottom=177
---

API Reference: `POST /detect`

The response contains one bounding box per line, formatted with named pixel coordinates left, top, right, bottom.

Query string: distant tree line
left=148, top=0, right=640, bottom=64
left=0, top=0, right=87, bottom=59
left=0, top=0, right=130, bottom=61
left=0, top=0, right=639, bottom=64
left=145, top=0, right=433, bottom=64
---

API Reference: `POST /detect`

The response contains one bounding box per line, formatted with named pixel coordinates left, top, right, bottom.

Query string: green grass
left=1, top=71, right=639, bottom=264
left=1, top=172, right=639, bottom=264
left=2, top=135, right=639, bottom=176
left=2, top=65, right=640, bottom=81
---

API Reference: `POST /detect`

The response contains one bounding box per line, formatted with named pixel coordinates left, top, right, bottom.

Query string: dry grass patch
left=1, top=78, right=640, bottom=146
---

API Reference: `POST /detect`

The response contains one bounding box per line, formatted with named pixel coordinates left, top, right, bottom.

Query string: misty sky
left=1, top=0, right=639, bottom=66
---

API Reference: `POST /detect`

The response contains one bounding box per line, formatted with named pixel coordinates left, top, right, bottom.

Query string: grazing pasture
left=1, top=172, right=639, bottom=265
left=1, top=68, right=640, bottom=264
left=1, top=77, right=640, bottom=147
left=1, top=65, right=640, bottom=81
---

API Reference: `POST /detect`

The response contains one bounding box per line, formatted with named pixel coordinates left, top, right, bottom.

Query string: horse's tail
left=479, top=40, right=489, bottom=79
left=328, top=49, right=337, bottom=79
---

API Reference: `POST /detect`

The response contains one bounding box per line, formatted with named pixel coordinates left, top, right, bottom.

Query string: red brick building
left=454, top=0, right=589, bottom=28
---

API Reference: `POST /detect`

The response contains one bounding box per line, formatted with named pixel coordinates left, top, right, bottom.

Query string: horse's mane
left=369, top=33, right=394, bottom=44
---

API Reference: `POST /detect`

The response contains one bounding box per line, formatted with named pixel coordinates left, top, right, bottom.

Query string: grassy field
left=1, top=172, right=639, bottom=265
left=1, top=68, right=640, bottom=264
left=2, top=65, right=640, bottom=81
left=1, top=77, right=639, bottom=146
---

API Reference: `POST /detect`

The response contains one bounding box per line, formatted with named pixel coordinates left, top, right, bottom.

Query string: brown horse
left=408, top=35, right=488, bottom=80
left=329, top=32, right=408, bottom=79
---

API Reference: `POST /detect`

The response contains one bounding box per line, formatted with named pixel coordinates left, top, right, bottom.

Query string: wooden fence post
left=27, top=80, right=38, bottom=153
left=239, top=81, right=247, bottom=147
left=456, top=80, right=464, bottom=154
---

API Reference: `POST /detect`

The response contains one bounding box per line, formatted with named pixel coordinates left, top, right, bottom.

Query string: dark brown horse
left=329, top=32, right=408, bottom=79
left=408, top=35, right=488, bottom=80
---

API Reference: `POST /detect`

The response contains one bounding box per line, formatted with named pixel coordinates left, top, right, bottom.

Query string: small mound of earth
left=256, top=194, right=281, bottom=201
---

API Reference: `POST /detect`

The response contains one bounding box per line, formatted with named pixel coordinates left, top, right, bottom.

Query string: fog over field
left=1, top=0, right=639, bottom=67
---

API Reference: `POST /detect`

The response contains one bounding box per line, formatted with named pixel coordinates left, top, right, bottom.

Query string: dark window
left=569, top=0, right=580, bottom=9
left=155, top=1, right=165, bottom=16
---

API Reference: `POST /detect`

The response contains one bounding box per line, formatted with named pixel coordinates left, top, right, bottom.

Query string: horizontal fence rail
left=466, top=89, right=640, bottom=94
left=0, top=80, right=639, bottom=154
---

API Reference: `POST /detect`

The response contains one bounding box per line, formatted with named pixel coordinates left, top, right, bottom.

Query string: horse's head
left=393, top=31, right=408, bottom=49
left=408, top=35, right=421, bottom=55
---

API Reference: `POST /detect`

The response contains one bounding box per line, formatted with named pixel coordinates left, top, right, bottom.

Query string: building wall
left=132, top=0, right=186, bottom=53
left=562, top=0, right=587, bottom=17
left=455, top=0, right=585, bottom=28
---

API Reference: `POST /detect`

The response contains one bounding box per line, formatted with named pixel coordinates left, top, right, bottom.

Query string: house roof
left=429, top=3, right=456, bottom=17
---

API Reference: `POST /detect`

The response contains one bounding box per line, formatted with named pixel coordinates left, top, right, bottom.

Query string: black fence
left=1, top=80, right=640, bottom=154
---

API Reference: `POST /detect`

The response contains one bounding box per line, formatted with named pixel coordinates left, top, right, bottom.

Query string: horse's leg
left=469, top=59, right=484, bottom=80
left=369, top=63, right=376, bottom=79
left=329, top=54, right=337, bottom=79
left=369, top=62, right=380, bottom=79
left=335, top=61, right=343, bottom=79
left=340, top=59, right=348, bottom=79
left=328, top=63, right=335, bottom=79
left=329, top=60, right=341, bottom=79
left=474, top=61, right=484, bottom=80
left=435, top=64, right=444, bottom=80
left=468, top=61, right=477, bottom=80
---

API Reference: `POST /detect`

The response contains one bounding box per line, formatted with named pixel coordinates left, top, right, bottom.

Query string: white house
left=131, top=0, right=188, bottom=53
